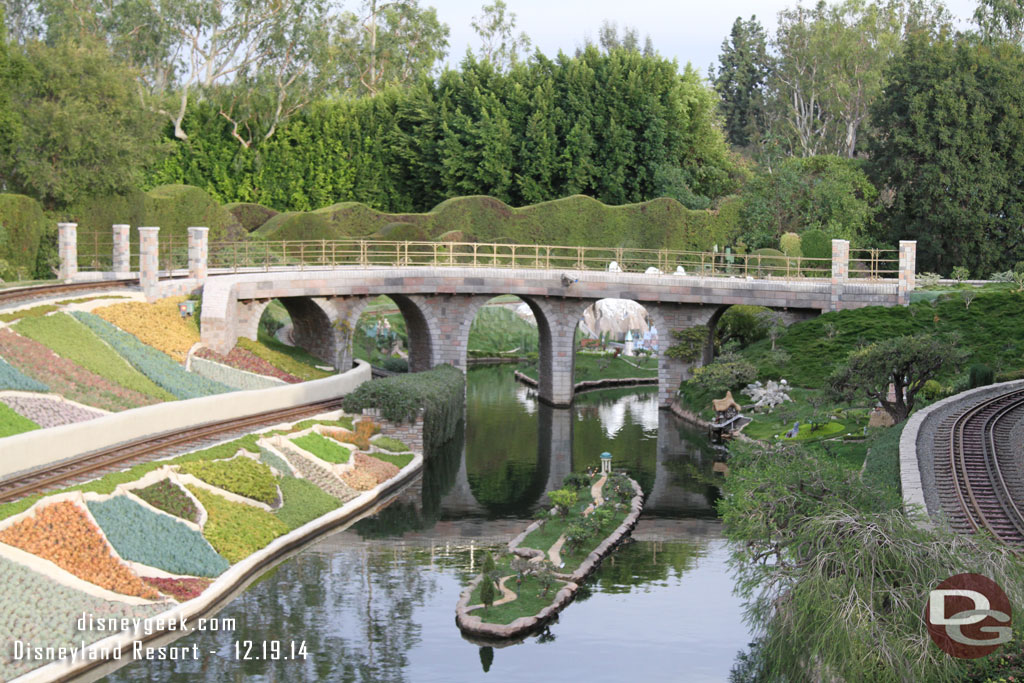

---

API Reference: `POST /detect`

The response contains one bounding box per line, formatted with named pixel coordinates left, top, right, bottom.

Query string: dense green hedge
left=0, top=193, right=49, bottom=279
left=341, top=364, right=464, bottom=451
left=254, top=193, right=744, bottom=252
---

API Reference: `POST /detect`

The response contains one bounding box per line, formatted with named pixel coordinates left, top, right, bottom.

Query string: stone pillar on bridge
left=898, top=240, right=916, bottom=306
left=524, top=297, right=588, bottom=407
left=112, top=224, right=130, bottom=276
left=646, top=303, right=718, bottom=409
left=325, top=296, right=372, bottom=372
left=188, top=227, right=209, bottom=283
left=58, top=222, right=77, bottom=281
left=830, top=239, right=850, bottom=312
left=404, top=294, right=490, bottom=371
left=138, top=227, right=160, bottom=301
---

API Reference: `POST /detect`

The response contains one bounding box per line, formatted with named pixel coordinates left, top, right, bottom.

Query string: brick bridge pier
left=198, top=241, right=915, bottom=407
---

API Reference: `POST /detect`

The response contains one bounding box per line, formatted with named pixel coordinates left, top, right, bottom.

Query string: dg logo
left=926, top=573, right=1013, bottom=659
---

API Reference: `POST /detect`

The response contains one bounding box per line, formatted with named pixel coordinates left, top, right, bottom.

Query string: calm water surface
left=104, top=367, right=751, bottom=683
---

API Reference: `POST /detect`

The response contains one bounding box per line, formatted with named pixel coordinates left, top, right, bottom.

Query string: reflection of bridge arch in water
left=439, top=385, right=719, bottom=517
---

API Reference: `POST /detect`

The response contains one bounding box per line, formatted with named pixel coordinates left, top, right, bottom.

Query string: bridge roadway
left=200, top=264, right=905, bottom=407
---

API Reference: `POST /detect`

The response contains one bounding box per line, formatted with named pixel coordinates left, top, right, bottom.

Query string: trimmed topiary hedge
left=86, top=496, right=229, bottom=578
left=178, top=457, right=279, bottom=505
left=70, top=311, right=234, bottom=399
left=341, top=364, right=464, bottom=451
left=0, top=193, right=48, bottom=280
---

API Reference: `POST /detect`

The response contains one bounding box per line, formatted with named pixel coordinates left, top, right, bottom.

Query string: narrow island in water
left=455, top=465, right=644, bottom=641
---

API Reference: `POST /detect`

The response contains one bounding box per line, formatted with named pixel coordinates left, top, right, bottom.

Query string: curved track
left=0, top=278, right=138, bottom=307
left=934, top=389, right=1024, bottom=546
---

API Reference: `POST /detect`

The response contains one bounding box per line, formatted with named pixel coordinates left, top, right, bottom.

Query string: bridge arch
left=518, top=296, right=589, bottom=407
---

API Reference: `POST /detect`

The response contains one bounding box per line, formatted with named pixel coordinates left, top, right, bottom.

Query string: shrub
left=547, top=488, right=577, bottom=517
left=71, top=311, right=234, bottom=399
left=178, top=457, right=279, bottom=505
left=0, top=329, right=156, bottom=411
left=274, top=477, right=342, bottom=530
left=185, top=485, right=289, bottom=564
left=969, top=363, right=995, bottom=389
left=718, top=305, right=769, bottom=348
left=921, top=379, right=946, bottom=401
left=951, top=265, right=970, bottom=282
left=86, top=497, right=229, bottom=577
left=779, top=232, right=802, bottom=257
left=14, top=313, right=175, bottom=400
left=133, top=479, right=199, bottom=523
left=0, top=501, right=158, bottom=598
left=292, top=433, right=352, bottom=464
left=372, top=436, right=410, bottom=452
left=800, top=228, right=830, bottom=260
left=561, top=472, right=592, bottom=491
left=379, top=356, right=409, bottom=373
left=690, top=354, right=758, bottom=394
left=0, top=401, right=40, bottom=437
left=341, top=364, right=465, bottom=450
left=0, top=194, right=48, bottom=280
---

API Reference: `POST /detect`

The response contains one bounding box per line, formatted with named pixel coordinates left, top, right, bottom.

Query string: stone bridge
left=199, top=239, right=916, bottom=407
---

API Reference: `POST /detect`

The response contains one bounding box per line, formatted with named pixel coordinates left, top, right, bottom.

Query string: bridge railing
left=199, top=239, right=867, bottom=280
left=849, top=248, right=900, bottom=280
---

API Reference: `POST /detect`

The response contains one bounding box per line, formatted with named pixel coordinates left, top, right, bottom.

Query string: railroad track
left=0, top=397, right=346, bottom=503
left=934, top=388, right=1024, bottom=546
left=0, top=278, right=138, bottom=307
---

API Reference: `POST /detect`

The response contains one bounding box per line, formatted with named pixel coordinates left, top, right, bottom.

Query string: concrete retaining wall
left=0, top=361, right=372, bottom=477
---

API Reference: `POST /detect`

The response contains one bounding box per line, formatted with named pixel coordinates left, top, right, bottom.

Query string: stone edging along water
left=454, top=477, right=644, bottom=641
left=14, top=450, right=425, bottom=683
left=899, top=378, right=1024, bottom=522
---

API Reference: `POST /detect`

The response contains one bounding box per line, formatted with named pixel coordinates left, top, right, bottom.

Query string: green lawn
left=518, top=353, right=658, bottom=384
left=0, top=402, right=39, bottom=437
left=238, top=332, right=332, bottom=381
left=468, top=573, right=567, bottom=625
left=369, top=451, right=414, bottom=469
left=292, top=433, right=351, bottom=464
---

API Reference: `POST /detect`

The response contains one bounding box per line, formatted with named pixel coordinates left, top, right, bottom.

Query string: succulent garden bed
left=278, top=448, right=359, bottom=502
left=184, top=485, right=290, bottom=564
left=141, top=576, right=212, bottom=602
left=93, top=298, right=199, bottom=363
left=178, top=457, right=280, bottom=506
left=372, top=436, right=410, bottom=452
left=0, top=555, right=164, bottom=681
left=352, top=452, right=401, bottom=484
left=274, top=477, right=342, bottom=530
left=456, top=471, right=644, bottom=640
left=292, top=432, right=352, bottom=464
left=71, top=311, right=233, bottom=399
left=0, top=500, right=160, bottom=599
left=0, top=329, right=156, bottom=411
left=195, top=346, right=301, bottom=383
left=0, top=356, right=49, bottom=392
left=132, top=479, right=200, bottom=523
left=86, top=496, right=229, bottom=577
left=367, top=450, right=414, bottom=469
left=1, top=394, right=103, bottom=429
left=14, top=313, right=175, bottom=401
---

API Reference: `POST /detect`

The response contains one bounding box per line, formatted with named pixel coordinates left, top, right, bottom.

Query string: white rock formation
left=675, top=266, right=687, bottom=276
left=645, top=266, right=662, bottom=275
left=741, top=380, right=793, bottom=412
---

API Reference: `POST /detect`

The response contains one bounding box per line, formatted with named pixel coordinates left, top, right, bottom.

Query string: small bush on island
left=546, top=488, right=577, bottom=518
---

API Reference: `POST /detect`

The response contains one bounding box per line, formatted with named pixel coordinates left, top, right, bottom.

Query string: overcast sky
left=433, top=0, right=982, bottom=76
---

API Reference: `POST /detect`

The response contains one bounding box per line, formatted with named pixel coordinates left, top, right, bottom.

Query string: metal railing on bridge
left=76, top=238, right=901, bottom=281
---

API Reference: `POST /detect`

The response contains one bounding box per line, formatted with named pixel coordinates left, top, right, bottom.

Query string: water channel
left=103, top=366, right=752, bottom=682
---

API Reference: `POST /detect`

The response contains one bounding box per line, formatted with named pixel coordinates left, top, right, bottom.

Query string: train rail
left=934, top=388, right=1024, bottom=546
left=0, top=278, right=139, bottom=307
left=0, top=397, right=346, bottom=504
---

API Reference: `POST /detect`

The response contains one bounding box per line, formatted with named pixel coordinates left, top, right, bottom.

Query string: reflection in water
left=103, top=367, right=749, bottom=682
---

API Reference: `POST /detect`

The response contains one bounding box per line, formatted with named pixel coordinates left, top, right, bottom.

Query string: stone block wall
left=58, top=223, right=77, bottom=281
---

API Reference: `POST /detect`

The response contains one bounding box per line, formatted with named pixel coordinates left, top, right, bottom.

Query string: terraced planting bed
left=0, top=410, right=424, bottom=682
left=456, top=471, right=644, bottom=640
left=1, top=394, right=103, bottom=428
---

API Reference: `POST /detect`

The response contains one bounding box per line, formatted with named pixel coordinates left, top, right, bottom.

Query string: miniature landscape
left=456, top=468, right=643, bottom=639
left=0, top=408, right=421, bottom=681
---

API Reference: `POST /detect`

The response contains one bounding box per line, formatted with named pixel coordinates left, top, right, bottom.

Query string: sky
left=432, top=0, right=983, bottom=76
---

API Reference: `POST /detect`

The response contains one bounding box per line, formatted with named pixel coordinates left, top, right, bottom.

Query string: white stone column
left=188, top=226, right=209, bottom=282
left=112, top=224, right=131, bottom=276
left=58, top=222, right=78, bottom=281
left=139, top=227, right=160, bottom=301
left=830, top=239, right=850, bottom=312
left=899, top=240, right=917, bottom=306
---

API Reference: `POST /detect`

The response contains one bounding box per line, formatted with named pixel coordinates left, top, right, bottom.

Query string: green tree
left=479, top=572, right=496, bottom=609
left=0, top=39, right=164, bottom=209
left=714, top=16, right=772, bottom=149
left=740, top=155, right=878, bottom=248
left=974, top=0, right=1024, bottom=43
left=868, top=34, right=1024, bottom=274
left=471, top=0, right=531, bottom=72
left=828, top=334, right=967, bottom=423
